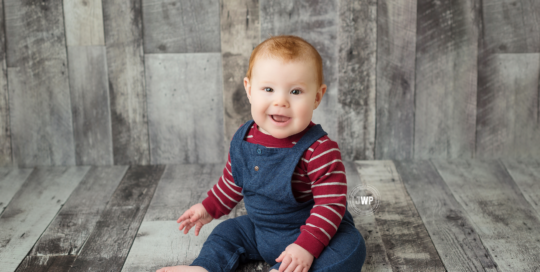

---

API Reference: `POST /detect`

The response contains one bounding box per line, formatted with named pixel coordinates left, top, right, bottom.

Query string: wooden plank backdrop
left=414, top=0, right=479, bottom=159
left=337, top=0, right=377, bottom=161
left=5, top=0, right=75, bottom=167
left=375, top=0, right=417, bottom=160
left=142, top=0, right=220, bottom=53
left=145, top=54, right=225, bottom=164
left=102, top=0, right=150, bottom=165
left=0, top=0, right=538, bottom=167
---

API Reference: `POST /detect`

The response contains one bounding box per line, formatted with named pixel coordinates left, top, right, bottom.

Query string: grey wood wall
left=0, top=0, right=538, bottom=167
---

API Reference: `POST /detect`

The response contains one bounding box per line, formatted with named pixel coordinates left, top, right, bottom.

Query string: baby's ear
left=244, top=77, right=252, bottom=101
left=314, top=84, right=327, bottom=109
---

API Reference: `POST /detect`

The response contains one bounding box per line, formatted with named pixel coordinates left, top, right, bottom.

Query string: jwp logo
left=351, top=196, right=374, bottom=205
left=348, top=185, right=380, bottom=216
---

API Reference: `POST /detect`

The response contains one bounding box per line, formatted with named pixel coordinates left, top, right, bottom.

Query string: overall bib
left=190, top=120, right=366, bottom=272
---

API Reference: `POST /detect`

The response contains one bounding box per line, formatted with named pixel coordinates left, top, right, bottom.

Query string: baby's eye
left=264, top=87, right=273, bottom=92
left=291, top=89, right=301, bottom=95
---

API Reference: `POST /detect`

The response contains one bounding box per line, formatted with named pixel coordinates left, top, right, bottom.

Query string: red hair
left=245, top=35, right=324, bottom=87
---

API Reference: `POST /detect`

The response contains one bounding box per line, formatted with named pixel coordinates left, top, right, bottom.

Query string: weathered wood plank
left=0, top=168, right=33, bottom=216
left=29, top=166, right=127, bottom=256
left=69, top=165, right=165, bottom=272
left=260, top=0, right=339, bottom=142
left=343, top=161, right=391, bottom=272
left=125, top=164, right=250, bottom=271
left=142, top=0, right=220, bottom=53
left=476, top=54, right=540, bottom=158
left=337, top=0, right=377, bottom=160
left=374, top=0, right=416, bottom=159
left=121, top=220, right=223, bottom=272
left=500, top=158, right=540, bottom=217
left=15, top=255, right=76, bottom=272
left=354, top=160, right=445, bottom=271
left=0, top=0, right=10, bottom=166
left=482, top=0, right=540, bottom=53
left=220, top=0, right=260, bottom=162
left=432, top=159, right=540, bottom=271
left=0, top=166, right=90, bottom=272
left=5, top=0, right=75, bottom=167
left=63, top=0, right=105, bottom=46
left=145, top=54, right=225, bottom=164
left=414, top=0, right=479, bottom=159
left=395, top=160, right=500, bottom=272
left=67, top=46, right=114, bottom=165
left=102, top=0, right=150, bottom=165
left=144, top=164, right=236, bottom=221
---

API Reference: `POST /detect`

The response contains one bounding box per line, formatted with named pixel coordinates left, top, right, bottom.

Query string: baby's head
left=243, top=35, right=327, bottom=139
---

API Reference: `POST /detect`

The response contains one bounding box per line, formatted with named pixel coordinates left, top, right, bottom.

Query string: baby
left=157, top=35, right=366, bottom=272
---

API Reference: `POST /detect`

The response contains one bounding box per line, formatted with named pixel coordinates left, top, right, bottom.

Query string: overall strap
left=231, top=119, right=255, bottom=144
left=292, top=124, right=328, bottom=152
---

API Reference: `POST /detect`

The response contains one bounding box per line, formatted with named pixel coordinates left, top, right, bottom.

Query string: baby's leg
left=156, top=266, right=208, bottom=272
left=167, top=215, right=262, bottom=272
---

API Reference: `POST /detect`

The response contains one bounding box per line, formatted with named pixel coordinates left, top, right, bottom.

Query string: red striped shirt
left=201, top=121, right=347, bottom=258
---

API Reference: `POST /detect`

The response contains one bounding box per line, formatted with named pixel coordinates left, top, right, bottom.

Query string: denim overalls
left=190, top=120, right=366, bottom=272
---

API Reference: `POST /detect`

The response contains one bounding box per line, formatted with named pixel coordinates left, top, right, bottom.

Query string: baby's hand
left=275, top=243, right=314, bottom=272
left=177, top=203, right=213, bottom=236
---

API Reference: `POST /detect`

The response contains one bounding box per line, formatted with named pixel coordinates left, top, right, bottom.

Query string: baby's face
left=244, top=56, right=327, bottom=139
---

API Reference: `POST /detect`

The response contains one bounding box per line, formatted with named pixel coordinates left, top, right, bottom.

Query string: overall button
left=254, top=166, right=259, bottom=171
left=257, top=149, right=261, bottom=154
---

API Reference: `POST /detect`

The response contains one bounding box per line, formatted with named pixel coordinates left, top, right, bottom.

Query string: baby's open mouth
left=271, top=115, right=290, bottom=122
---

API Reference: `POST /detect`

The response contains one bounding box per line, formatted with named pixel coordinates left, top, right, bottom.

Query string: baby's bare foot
left=156, top=265, right=208, bottom=272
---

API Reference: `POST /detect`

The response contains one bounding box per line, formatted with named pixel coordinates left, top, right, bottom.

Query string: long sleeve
left=293, top=137, right=347, bottom=258
left=202, top=152, right=244, bottom=219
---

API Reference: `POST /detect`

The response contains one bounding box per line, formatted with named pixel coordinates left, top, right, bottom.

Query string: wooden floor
left=0, top=159, right=539, bottom=272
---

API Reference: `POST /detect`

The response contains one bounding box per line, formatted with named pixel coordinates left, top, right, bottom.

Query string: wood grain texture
left=63, top=0, right=105, bottom=46
left=0, top=166, right=90, bottom=272
left=414, top=0, right=479, bottom=159
left=67, top=46, right=114, bottom=165
left=29, top=166, right=127, bottom=256
left=5, top=0, right=75, bottom=167
left=142, top=0, right=220, bottom=53
left=220, top=0, right=260, bottom=161
left=144, top=164, right=236, bottom=221
left=121, top=220, right=223, bottom=272
left=500, top=158, right=540, bottom=217
left=102, top=0, right=150, bottom=165
left=343, top=161, right=391, bottom=272
left=15, top=255, right=76, bottom=272
left=145, top=54, right=225, bottom=164
left=476, top=54, right=540, bottom=158
left=337, top=0, right=377, bottom=161
left=432, top=159, right=540, bottom=271
left=260, top=0, right=339, bottom=142
left=395, top=160, right=500, bottom=272
left=69, top=165, right=165, bottom=272
left=375, top=0, right=416, bottom=160
left=0, top=0, right=10, bottom=166
left=482, top=0, right=540, bottom=53
left=354, top=160, right=445, bottom=271
left=0, top=168, right=33, bottom=216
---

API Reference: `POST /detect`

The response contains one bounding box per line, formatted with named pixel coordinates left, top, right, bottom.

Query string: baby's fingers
left=194, top=222, right=205, bottom=236
left=177, top=210, right=193, bottom=223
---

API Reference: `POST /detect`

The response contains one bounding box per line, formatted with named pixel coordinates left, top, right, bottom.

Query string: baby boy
left=157, top=35, right=366, bottom=272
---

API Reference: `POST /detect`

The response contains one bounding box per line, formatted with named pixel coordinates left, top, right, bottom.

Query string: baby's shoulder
left=302, top=134, right=341, bottom=163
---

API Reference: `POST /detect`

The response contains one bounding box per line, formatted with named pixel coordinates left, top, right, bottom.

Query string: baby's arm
left=293, top=137, right=347, bottom=258
left=201, top=152, right=244, bottom=219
